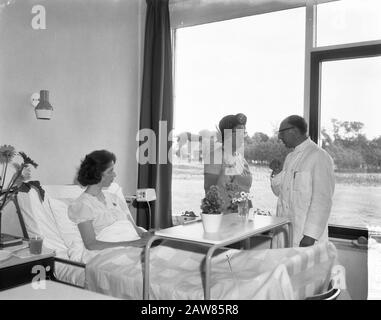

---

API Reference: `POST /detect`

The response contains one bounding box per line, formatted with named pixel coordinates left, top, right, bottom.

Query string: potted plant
left=200, top=185, right=224, bottom=233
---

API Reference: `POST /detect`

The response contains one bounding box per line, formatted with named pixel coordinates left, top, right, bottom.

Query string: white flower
left=21, top=167, right=31, bottom=181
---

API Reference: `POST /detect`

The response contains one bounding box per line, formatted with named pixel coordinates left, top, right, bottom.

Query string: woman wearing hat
left=204, top=113, right=252, bottom=212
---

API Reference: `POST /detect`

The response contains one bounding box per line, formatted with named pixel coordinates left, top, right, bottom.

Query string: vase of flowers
left=200, top=185, right=224, bottom=233
left=224, top=181, right=252, bottom=216
left=0, top=145, right=44, bottom=245
left=232, top=191, right=252, bottom=221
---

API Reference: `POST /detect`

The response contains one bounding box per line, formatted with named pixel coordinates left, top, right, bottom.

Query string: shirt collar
left=294, top=137, right=311, bottom=153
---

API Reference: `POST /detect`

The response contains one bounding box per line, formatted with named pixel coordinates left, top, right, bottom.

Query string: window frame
left=309, top=41, right=381, bottom=238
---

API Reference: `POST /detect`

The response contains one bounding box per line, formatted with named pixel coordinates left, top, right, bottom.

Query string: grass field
left=172, top=161, right=381, bottom=229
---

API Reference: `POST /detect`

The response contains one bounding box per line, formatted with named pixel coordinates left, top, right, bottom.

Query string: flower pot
left=201, top=213, right=223, bottom=233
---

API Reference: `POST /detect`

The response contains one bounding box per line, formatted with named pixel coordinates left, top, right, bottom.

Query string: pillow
left=16, top=188, right=67, bottom=254
left=46, top=196, right=87, bottom=262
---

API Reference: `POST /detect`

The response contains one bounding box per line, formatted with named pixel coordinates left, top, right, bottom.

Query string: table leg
left=287, top=222, right=293, bottom=248
left=243, top=238, right=251, bottom=249
left=205, top=246, right=217, bottom=300
left=143, top=235, right=159, bottom=300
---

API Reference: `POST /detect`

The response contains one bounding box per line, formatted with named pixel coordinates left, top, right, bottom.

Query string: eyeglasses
left=277, top=126, right=295, bottom=134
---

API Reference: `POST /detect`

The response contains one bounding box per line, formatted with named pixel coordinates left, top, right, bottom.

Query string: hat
left=218, top=113, right=247, bottom=132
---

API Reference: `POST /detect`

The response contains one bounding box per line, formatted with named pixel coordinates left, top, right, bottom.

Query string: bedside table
left=0, top=242, right=55, bottom=291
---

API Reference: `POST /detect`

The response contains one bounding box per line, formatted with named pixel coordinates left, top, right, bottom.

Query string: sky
left=174, top=0, right=381, bottom=140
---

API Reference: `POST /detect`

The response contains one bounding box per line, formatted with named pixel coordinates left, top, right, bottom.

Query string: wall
left=0, top=0, right=145, bottom=197
left=331, top=239, right=368, bottom=300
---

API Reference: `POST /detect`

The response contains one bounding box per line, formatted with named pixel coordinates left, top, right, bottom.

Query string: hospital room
left=0, top=0, right=380, bottom=304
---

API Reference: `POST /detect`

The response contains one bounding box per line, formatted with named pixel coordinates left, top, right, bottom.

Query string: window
left=311, top=0, right=381, bottom=231
left=317, top=0, right=381, bottom=47
left=310, top=44, right=381, bottom=230
left=320, top=56, right=381, bottom=229
left=172, top=8, right=305, bottom=220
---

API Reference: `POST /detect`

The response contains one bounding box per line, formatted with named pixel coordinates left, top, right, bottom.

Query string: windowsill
left=328, top=224, right=368, bottom=240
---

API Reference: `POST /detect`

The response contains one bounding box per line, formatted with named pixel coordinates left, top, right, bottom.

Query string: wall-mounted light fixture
left=30, top=90, right=53, bottom=120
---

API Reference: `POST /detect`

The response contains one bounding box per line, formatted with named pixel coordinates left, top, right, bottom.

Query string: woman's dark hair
left=77, top=150, right=116, bottom=186
left=218, top=113, right=247, bottom=143
left=286, top=115, right=308, bottom=135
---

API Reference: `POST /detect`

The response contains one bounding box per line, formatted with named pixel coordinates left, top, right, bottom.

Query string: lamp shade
left=35, top=90, right=53, bottom=120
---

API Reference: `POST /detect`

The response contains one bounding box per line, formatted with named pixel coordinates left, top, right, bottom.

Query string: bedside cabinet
left=0, top=244, right=55, bottom=291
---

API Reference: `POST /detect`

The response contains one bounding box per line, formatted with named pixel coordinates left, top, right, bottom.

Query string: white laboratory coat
left=271, top=138, right=335, bottom=247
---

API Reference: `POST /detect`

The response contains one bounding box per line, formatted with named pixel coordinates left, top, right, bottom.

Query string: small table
left=144, top=214, right=292, bottom=300
left=0, top=243, right=55, bottom=291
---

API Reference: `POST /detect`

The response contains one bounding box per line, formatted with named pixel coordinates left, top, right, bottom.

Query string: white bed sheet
left=86, top=241, right=338, bottom=300
left=53, top=248, right=118, bottom=288
left=52, top=247, right=106, bottom=288
left=53, top=249, right=86, bottom=288
left=54, top=260, right=86, bottom=288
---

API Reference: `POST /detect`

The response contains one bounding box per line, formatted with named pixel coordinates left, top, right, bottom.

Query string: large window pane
left=320, top=56, right=381, bottom=229
left=317, top=0, right=381, bottom=47
left=173, top=8, right=305, bottom=221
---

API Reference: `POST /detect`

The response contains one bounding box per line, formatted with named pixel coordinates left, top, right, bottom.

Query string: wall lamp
left=31, top=90, right=53, bottom=120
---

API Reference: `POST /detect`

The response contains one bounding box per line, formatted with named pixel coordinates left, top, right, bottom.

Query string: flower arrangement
left=0, top=145, right=44, bottom=235
left=231, top=191, right=252, bottom=204
left=224, top=182, right=252, bottom=212
left=200, top=185, right=225, bottom=214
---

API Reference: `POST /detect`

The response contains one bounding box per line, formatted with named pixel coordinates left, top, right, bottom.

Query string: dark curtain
left=137, top=0, right=173, bottom=230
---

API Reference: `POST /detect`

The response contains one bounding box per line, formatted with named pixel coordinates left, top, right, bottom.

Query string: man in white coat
left=270, top=115, right=335, bottom=247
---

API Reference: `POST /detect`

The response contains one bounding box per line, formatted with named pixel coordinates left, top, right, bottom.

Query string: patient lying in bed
left=68, top=149, right=153, bottom=251
left=69, top=191, right=152, bottom=249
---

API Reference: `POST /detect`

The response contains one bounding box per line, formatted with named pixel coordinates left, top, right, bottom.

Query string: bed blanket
left=85, top=241, right=337, bottom=300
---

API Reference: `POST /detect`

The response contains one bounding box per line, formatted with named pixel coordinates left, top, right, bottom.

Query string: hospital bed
left=12, top=183, right=340, bottom=299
